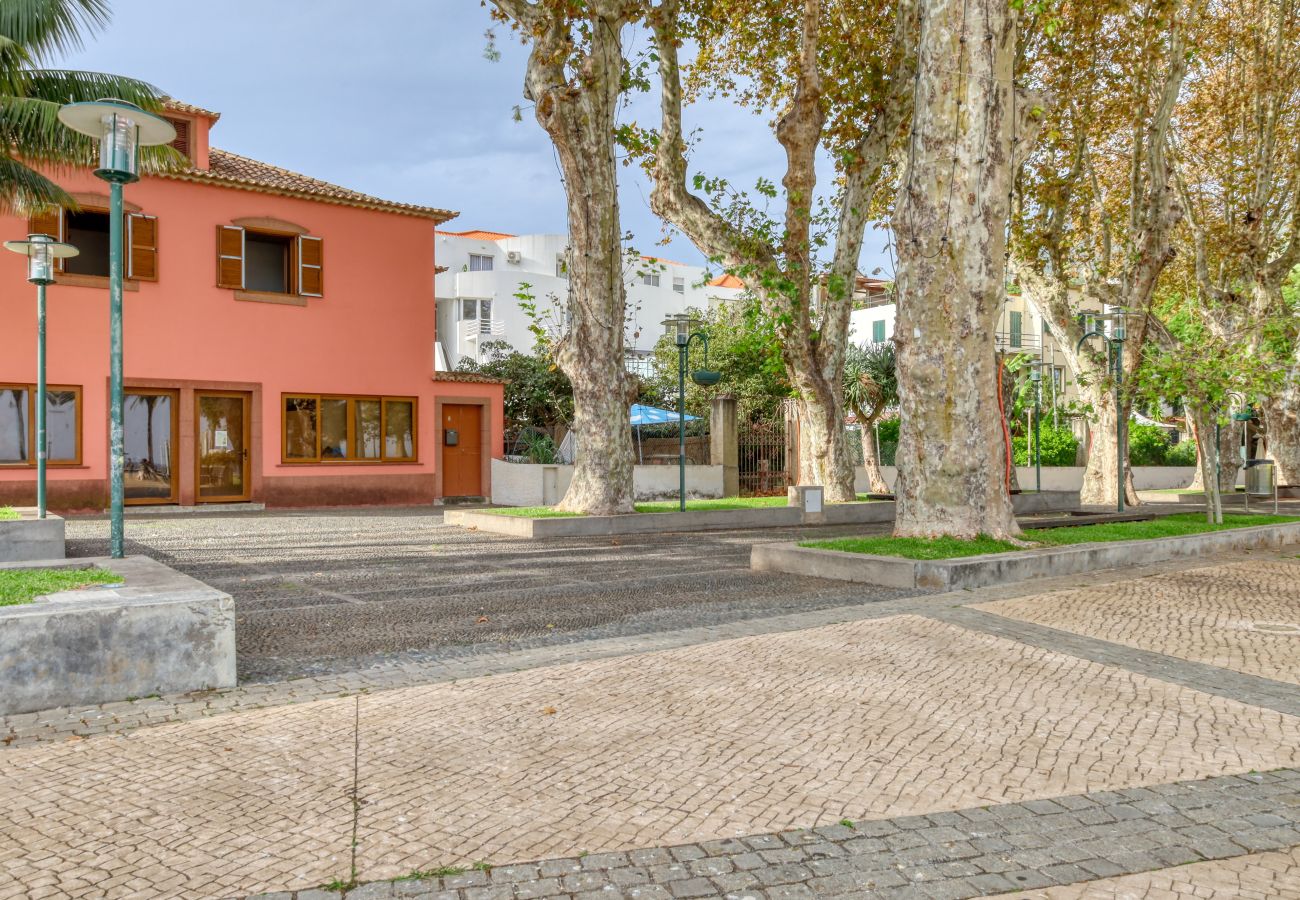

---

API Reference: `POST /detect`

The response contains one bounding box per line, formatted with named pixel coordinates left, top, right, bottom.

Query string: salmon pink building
left=0, top=101, right=503, bottom=511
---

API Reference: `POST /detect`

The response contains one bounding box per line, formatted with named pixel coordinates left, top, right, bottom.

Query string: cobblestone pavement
left=63, top=509, right=920, bottom=683
left=973, top=560, right=1300, bottom=686
left=244, top=769, right=1300, bottom=900
left=992, top=845, right=1300, bottom=898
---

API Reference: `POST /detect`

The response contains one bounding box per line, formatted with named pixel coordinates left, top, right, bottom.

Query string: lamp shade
left=57, top=100, right=176, bottom=183
left=691, top=369, right=722, bottom=387
left=4, top=233, right=79, bottom=285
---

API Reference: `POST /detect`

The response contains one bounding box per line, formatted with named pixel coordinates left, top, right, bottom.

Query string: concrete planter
left=447, top=491, right=1080, bottom=539
left=0, top=509, right=65, bottom=563
left=0, top=556, right=235, bottom=716
left=751, top=519, right=1300, bottom=591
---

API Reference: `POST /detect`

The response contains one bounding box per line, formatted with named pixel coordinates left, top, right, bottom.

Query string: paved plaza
left=2, top=511, right=1299, bottom=898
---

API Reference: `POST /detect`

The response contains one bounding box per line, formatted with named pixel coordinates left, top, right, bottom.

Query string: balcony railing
left=995, top=331, right=1041, bottom=353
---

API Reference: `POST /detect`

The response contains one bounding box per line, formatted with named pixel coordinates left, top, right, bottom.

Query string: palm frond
left=0, top=153, right=70, bottom=214
left=843, top=341, right=898, bottom=421
left=0, top=95, right=96, bottom=164
left=0, top=0, right=110, bottom=63
left=15, top=68, right=166, bottom=108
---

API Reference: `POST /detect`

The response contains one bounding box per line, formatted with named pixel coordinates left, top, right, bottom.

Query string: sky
left=54, top=0, right=894, bottom=276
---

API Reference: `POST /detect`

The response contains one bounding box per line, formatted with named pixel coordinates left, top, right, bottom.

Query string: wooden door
left=196, top=391, right=251, bottom=502
left=442, top=404, right=483, bottom=497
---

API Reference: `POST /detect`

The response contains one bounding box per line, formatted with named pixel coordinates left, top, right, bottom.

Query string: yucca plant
left=1, top=0, right=176, bottom=213
left=843, top=341, right=898, bottom=494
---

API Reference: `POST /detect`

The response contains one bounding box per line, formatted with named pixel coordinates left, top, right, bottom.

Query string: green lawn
left=0, top=567, right=123, bottom=607
left=0, top=506, right=17, bottom=521
left=802, top=513, right=1299, bottom=560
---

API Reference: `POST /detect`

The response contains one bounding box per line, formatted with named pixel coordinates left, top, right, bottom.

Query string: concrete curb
left=447, top=491, right=1080, bottom=538
left=0, top=508, right=65, bottom=562
left=0, top=556, right=235, bottom=716
left=751, top=519, right=1300, bottom=590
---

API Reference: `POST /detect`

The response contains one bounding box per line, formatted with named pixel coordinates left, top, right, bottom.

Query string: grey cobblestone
left=297, top=767, right=1300, bottom=900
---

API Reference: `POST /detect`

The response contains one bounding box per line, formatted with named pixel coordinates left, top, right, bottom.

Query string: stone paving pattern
left=247, top=769, right=1300, bottom=900
left=974, top=560, right=1300, bottom=686
left=5, top=608, right=1300, bottom=898
left=992, top=845, right=1300, bottom=898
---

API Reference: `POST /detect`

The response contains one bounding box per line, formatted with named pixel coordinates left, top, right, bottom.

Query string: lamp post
left=1029, top=363, right=1044, bottom=494
left=3, top=235, right=80, bottom=518
left=57, top=100, right=174, bottom=558
left=662, top=315, right=721, bottom=512
left=1076, top=308, right=1127, bottom=513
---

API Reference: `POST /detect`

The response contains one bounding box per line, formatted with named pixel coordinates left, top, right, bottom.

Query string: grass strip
left=0, top=507, right=18, bottom=521
left=802, top=513, right=1298, bottom=560
left=0, top=567, right=123, bottom=607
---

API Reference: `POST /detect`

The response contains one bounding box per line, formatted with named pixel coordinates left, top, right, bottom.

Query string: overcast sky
left=55, top=0, right=893, bottom=275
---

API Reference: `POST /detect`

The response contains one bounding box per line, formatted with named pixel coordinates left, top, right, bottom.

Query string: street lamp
left=1026, top=361, right=1047, bottom=494
left=1076, top=307, right=1127, bottom=513
left=57, top=100, right=174, bottom=558
left=662, top=315, right=722, bottom=512
left=3, top=234, right=79, bottom=518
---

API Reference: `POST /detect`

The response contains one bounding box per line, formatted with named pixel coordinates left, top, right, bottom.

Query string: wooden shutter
left=127, top=214, right=158, bottom=281
left=297, top=235, right=323, bottom=297
left=216, top=225, right=244, bottom=289
left=27, top=208, right=65, bottom=273
left=166, top=117, right=190, bottom=158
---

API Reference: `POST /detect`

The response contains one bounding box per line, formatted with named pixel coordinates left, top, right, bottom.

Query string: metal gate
left=738, top=417, right=790, bottom=496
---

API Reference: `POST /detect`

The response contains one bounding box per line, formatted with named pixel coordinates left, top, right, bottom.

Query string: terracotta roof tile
left=160, top=149, right=457, bottom=221
left=437, top=229, right=517, bottom=240
left=708, top=273, right=745, bottom=289
left=162, top=98, right=221, bottom=120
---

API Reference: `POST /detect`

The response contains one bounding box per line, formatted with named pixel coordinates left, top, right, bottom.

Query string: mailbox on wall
left=444, top=429, right=459, bottom=447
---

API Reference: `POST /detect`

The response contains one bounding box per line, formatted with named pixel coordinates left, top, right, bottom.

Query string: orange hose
left=997, top=362, right=1012, bottom=493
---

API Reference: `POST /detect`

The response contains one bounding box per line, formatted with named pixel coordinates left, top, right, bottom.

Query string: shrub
left=1129, top=423, right=1176, bottom=466
left=1012, top=424, right=1079, bottom=466
left=1165, top=439, right=1198, bottom=466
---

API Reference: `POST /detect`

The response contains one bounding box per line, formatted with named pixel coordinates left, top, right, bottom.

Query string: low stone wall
left=490, top=459, right=724, bottom=506
left=752, top=519, right=1300, bottom=590
left=449, top=490, right=1078, bottom=539
left=0, top=509, right=65, bottom=563
left=0, top=556, right=235, bottom=716
left=856, top=466, right=1210, bottom=494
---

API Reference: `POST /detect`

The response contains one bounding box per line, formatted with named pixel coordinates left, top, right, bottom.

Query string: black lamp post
left=662, top=315, right=721, bottom=512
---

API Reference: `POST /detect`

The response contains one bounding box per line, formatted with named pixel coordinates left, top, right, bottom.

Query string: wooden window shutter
left=27, top=208, right=65, bottom=272
left=217, top=225, right=245, bottom=289
left=297, top=235, right=323, bottom=297
left=166, top=117, right=190, bottom=158
left=127, top=214, right=158, bottom=281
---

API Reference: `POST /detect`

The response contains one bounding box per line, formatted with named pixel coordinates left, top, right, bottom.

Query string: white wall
left=435, top=231, right=742, bottom=369
left=849, top=305, right=896, bottom=344
left=853, top=466, right=1223, bottom=494
left=491, top=459, right=724, bottom=506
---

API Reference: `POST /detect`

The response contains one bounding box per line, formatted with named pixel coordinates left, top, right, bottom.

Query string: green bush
left=1012, top=425, right=1079, bottom=466
left=1165, top=439, right=1198, bottom=466
left=1129, top=423, right=1176, bottom=466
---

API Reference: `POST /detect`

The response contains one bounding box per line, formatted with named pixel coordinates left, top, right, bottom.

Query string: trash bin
left=1245, top=460, right=1275, bottom=496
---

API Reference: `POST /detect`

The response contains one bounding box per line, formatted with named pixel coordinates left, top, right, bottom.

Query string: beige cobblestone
left=989, top=844, right=1300, bottom=897
left=973, top=560, right=1300, bottom=685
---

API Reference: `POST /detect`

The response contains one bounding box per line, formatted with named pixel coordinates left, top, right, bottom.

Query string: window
left=62, top=211, right=111, bottom=277
left=1052, top=367, right=1064, bottom=390
left=672, top=276, right=685, bottom=294
left=479, top=299, right=493, bottom=335
left=872, top=320, right=886, bottom=343
left=641, top=272, right=660, bottom=287
left=1009, top=311, right=1023, bottom=348
left=282, top=394, right=416, bottom=462
left=469, top=254, right=493, bottom=272
left=0, top=385, right=81, bottom=466
left=217, top=225, right=322, bottom=296
left=461, top=298, right=478, bottom=321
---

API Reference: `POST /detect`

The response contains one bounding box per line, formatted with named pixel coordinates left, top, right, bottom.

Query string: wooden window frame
left=280, top=393, right=417, bottom=464
left=123, top=388, right=180, bottom=505
left=220, top=222, right=323, bottom=300
left=0, top=384, right=83, bottom=467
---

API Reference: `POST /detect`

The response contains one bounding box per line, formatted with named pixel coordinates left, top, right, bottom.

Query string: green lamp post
left=663, top=315, right=722, bottom=512
left=1028, top=362, right=1044, bottom=494
left=1076, top=308, right=1128, bottom=513
left=3, top=234, right=80, bottom=518
left=57, top=100, right=174, bottom=558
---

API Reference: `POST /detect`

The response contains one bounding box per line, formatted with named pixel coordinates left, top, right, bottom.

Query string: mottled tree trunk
left=503, top=0, right=637, bottom=515
left=860, top=419, right=890, bottom=494
left=1188, top=415, right=1240, bottom=492
left=1079, top=383, right=1140, bottom=506
left=1264, top=365, right=1300, bottom=486
left=1190, top=406, right=1223, bottom=524
left=793, top=373, right=856, bottom=501
left=891, top=0, right=1022, bottom=539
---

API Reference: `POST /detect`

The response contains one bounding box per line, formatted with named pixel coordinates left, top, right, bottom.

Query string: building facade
left=433, top=230, right=742, bottom=374
left=0, top=101, right=503, bottom=511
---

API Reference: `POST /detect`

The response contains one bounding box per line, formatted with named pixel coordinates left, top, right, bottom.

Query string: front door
left=124, top=389, right=178, bottom=504
left=196, top=391, right=251, bottom=502
left=442, top=404, right=483, bottom=497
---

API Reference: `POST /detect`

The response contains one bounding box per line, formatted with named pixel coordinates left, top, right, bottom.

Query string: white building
left=433, top=230, right=743, bottom=372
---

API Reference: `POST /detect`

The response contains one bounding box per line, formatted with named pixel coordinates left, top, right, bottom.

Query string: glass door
left=196, top=392, right=251, bottom=502
left=124, top=389, right=178, bottom=504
